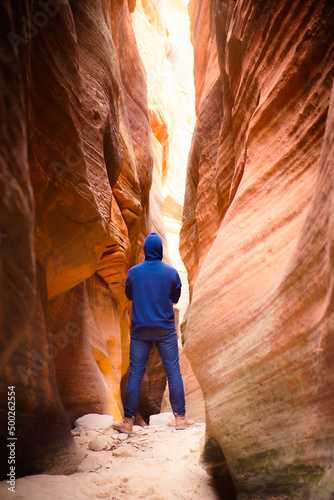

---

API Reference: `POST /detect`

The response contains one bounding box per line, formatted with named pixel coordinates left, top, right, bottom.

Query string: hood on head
left=144, top=232, right=163, bottom=260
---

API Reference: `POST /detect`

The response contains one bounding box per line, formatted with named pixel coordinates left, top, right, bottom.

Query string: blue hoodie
left=125, top=232, right=181, bottom=336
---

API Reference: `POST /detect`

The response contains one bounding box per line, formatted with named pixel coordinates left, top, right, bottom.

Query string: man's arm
left=171, top=270, right=182, bottom=304
left=125, top=273, right=133, bottom=301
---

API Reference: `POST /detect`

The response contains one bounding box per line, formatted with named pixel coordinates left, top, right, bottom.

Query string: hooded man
left=112, top=232, right=194, bottom=432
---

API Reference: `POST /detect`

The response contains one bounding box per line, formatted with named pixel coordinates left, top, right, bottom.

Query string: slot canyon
left=0, top=0, right=334, bottom=498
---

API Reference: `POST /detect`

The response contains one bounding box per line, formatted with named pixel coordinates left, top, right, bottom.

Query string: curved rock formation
left=0, top=1, right=36, bottom=371
left=181, top=0, right=334, bottom=497
left=0, top=0, right=172, bottom=478
left=1, top=264, right=78, bottom=478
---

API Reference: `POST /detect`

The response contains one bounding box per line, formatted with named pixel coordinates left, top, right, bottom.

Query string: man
left=112, top=232, right=194, bottom=433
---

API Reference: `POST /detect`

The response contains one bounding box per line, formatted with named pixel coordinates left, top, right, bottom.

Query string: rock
left=85, top=430, right=99, bottom=439
left=179, top=0, right=222, bottom=295
left=0, top=264, right=78, bottom=479
left=181, top=0, right=334, bottom=497
left=311, top=467, right=334, bottom=500
left=74, top=414, right=114, bottom=432
left=88, top=438, right=109, bottom=452
left=117, top=433, right=129, bottom=441
left=138, top=430, right=149, bottom=436
left=28, top=2, right=118, bottom=302
left=0, top=0, right=130, bottom=480
left=149, top=412, right=175, bottom=427
left=112, top=446, right=136, bottom=457
left=104, top=428, right=119, bottom=437
left=49, top=282, right=117, bottom=424
left=0, top=1, right=36, bottom=372
left=132, top=425, right=145, bottom=433
left=0, top=0, right=187, bottom=481
left=71, top=426, right=85, bottom=437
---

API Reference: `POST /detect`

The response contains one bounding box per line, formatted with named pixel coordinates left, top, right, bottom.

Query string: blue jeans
left=123, top=330, right=185, bottom=418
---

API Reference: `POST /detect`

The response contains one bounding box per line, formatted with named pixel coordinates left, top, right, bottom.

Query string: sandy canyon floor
left=0, top=422, right=230, bottom=500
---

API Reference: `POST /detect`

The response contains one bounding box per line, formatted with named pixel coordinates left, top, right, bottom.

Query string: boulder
left=149, top=412, right=175, bottom=427
left=74, top=414, right=114, bottom=432
left=88, top=438, right=110, bottom=452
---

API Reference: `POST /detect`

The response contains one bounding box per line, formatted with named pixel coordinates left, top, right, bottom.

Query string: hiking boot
left=112, top=416, right=135, bottom=433
left=174, top=414, right=195, bottom=430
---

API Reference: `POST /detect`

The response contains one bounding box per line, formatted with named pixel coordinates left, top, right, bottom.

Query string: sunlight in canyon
left=132, top=0, right=195, bottom=321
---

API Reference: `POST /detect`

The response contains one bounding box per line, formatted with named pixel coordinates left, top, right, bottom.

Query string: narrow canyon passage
left=1, top=1, right=334, bottom=500
left=0, top=421, right=233, bottom=500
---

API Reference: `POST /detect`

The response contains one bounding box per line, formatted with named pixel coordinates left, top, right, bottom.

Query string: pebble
left=88, top=438, right=109, bottom=451
left=117, top=433, right=129, bottom=441
left=133, top=425, right=145, bottom=433
left=135, top=437, right=149, bottom=443
left=112, top=445, right=136, bottom=457
left=85, top=430, right=99, bottom=439
left=104, top=428, right=119, bottom=436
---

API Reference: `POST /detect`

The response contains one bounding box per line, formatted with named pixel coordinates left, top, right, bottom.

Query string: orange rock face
left=181, top=0, right=334, bottom=497
left=0, top=0, right=170, bottom=478
left=0, top=1, right=36, bottom=371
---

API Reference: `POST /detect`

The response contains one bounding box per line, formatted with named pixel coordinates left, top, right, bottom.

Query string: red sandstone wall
left=181, top=0, right=334, bottom=497
left=0, top=1, right=36, bottom=373
left=0, top=0, right=167, bottom=478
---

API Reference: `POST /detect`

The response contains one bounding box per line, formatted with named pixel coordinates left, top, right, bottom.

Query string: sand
left=0, top=422, right=225, bottom=500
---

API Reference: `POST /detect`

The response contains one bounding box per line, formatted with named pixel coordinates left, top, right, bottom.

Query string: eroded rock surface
left=0, top=1, right=36, bottom=371
left=0, top=0, right=175, bottom=478
left=181, top=0, right=334, bottom=497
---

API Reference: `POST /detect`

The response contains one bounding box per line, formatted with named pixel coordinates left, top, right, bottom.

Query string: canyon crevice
left=1, top=0, right=334, bottom=499
left=0, top=0, right=184, bottom=479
